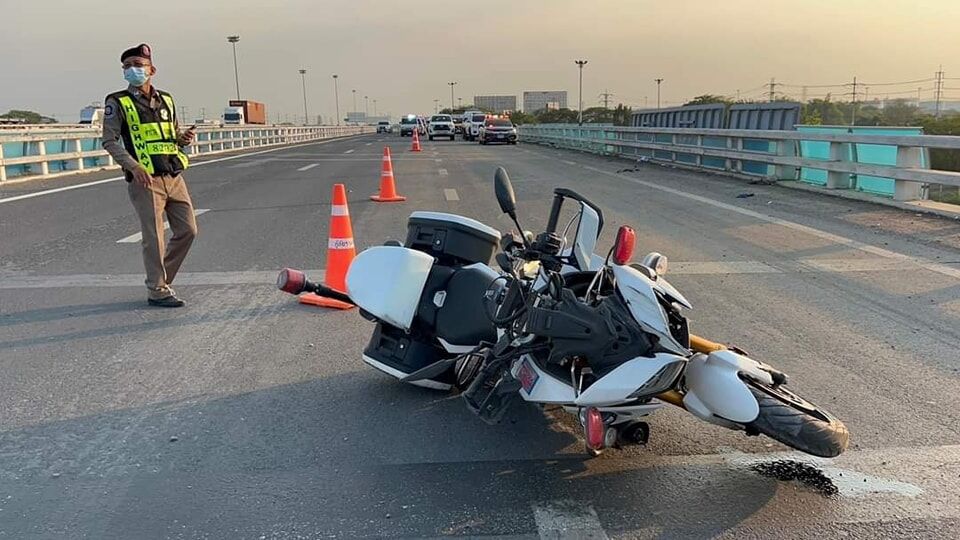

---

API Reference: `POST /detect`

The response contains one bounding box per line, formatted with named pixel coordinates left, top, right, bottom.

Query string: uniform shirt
left=102, top=84, right=189, bottom=173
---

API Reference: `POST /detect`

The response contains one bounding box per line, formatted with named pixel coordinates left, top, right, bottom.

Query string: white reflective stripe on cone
left=328, top=238, right=355, bottom=249
left=381, top=172, right=393, bottom=177
left=331, top=205, right=349, bottom=216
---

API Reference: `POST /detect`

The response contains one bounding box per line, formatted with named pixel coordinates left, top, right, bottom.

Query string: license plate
left=517, top=358, right=539, bottom=394
left=497, top=134, right=505, bottom=139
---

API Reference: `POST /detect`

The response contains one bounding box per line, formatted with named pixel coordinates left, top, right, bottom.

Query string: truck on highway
left=224, top=100, right=266, bottom=125
left=79, top=103, right=105, bottom=125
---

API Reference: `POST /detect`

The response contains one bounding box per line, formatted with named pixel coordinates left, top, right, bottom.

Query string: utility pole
left=433, top=99, right=440, bottom=114
left=850, top=76, right=858, bottom=126
left=364, top=95, right=369, bottom=117
left=768, top=77, right=776, bottom=102
left=599, top=89, right=613, bottom=109
left=917, top=86, right=922, bottom=108
left=654, top=78, right=664, bottom=109
left=332, top=74, right=340, bottom=125
left=935, top=65, right=945, bottom=118
left=299, top=69, right=309, bottom=126
left=373, top=99, right=378, bottom=116
left=575, top=60, right=588, bottom=124
left=801, top=86, right=808, bottom=103
left=352, top=89, right=357, bottom=116
left=457, top=96, right=463, bottom=110
left=448, top=82, right=457, bottom=112
left=227, top=35, right=241, bottom=100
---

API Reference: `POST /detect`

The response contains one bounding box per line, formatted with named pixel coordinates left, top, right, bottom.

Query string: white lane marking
left=344, top=149, right=355, bottom=154
left=438, top=168, right=448, bottom=176
left=434, top=159, right=442, bottom=163
left=116, top=208, right=209, bottom=244
left=228, top=158, right=274, bottom=169
left=582, top=164, right=960, bottom=281
left=365, top=142, right=373, bottom=146
left=444, top=189, right=459, bottom=201
left=2, top=258, right=935, bottom=288
left=532, top=501, right=609, bottom=540
left=0, top=268, right=325, bottom=289
left=562, top=160, right=577, bottom=165
left=297, top=163, right=319, bottom=171
left=0, top=135, right=369, bottom=205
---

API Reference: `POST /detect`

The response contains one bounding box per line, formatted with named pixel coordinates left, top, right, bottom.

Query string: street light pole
left=433, top=99, right=439, bottom=114
left=332, top=74, right=340, bottom=126
left=364, top=95, right=369, bottom=117
left=575, top=60, right=588, bottom=125
left=373, top=99, right=377, bottom=116
left=655, top=78, right=664, bottom=109
left=448, top=82, right=457, bottom=112
left=299, top=69, right=309, bottom=125
left=352, top=89, right=357, bottom=118
left=227, top=35, right=241, bottom=100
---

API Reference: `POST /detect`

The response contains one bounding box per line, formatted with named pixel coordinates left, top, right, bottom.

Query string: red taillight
left=612, top=226, right=636, bottom=265
left=585, top=407, right=605, bottom=450
left=277, top=268, right=306, bottom=295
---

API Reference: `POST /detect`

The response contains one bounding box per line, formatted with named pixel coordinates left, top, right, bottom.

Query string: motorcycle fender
left=575, top=353, right=686, bottom=407
left=683, top=350, right=774, bottom=424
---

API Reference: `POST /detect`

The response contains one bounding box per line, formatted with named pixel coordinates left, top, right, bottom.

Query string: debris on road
left=751, top=459, right=839, bottom=497
left=736, top=192, right=755, bottom=198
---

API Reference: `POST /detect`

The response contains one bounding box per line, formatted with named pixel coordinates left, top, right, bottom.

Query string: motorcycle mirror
left=494, top=167, right=517, bottom=216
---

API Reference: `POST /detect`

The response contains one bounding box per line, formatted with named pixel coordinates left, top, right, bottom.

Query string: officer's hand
left=131, top=166, right=152, bottom=188
left=179, top=128, right=196, bottom=146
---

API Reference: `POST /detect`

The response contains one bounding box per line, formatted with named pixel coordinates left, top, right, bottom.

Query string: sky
left=2, top=0, right=959, bottom=123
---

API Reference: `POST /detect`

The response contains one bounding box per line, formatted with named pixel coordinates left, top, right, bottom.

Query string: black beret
left=120, top=43, right=152, bottom=62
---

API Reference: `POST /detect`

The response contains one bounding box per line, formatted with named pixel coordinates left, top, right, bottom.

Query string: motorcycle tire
left=745, top=382, right=849, bottom=458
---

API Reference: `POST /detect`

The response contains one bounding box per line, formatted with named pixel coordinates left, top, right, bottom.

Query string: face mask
left=124, top=66, right=149, bottom=86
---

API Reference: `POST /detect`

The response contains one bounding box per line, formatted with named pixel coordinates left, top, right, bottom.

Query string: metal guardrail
left=0, top=125, right=373, bottom=183
left=519, top=124, right=960, bottom=201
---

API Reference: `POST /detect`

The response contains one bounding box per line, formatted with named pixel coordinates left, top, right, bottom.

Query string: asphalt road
left=2, top=133, right=960, bottom=539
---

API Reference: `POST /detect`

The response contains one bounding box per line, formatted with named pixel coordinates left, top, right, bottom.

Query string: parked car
left=428, top=114, right=456, bottom=141
left=453, top=115, right=464, bottom=135
left=478, top=117, right=518, bottom=145
left=399, top=115, right=419, bottom=136
left=461, top=112, right=487, bottom=141
left=376, top=121, right=393, bottom=134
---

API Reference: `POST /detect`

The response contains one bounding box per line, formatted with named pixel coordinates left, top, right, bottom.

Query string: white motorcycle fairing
left=611, top=264, right=688, bottom=355
left=346, top=246, right=433, bottom=331
left=683, top=349, right=775, bottom=425
left=575, top=353, right=686, bottom=406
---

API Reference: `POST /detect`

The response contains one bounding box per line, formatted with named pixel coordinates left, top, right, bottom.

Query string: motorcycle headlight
left=642, top=252, right=668, bottom=276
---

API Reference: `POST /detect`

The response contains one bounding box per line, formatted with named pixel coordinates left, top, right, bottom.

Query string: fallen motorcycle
left=278, top=167, right=849, bottom=458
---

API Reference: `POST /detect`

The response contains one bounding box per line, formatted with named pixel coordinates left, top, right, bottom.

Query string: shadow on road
left=0, top=368, right=790, bottom=538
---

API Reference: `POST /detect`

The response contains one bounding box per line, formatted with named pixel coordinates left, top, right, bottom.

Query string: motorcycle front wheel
left=745, top=381, right=849, bottom=458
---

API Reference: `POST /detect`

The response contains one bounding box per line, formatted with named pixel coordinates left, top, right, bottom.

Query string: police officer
left=102, top=44, right=198, bottom=307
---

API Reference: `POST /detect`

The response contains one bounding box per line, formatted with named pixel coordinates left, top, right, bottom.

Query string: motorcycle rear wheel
left=745, top=382, right=849, bottom=458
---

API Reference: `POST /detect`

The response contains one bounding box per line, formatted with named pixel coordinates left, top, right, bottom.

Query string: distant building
left=474, top=95, right=517, bottom=113
left=523, top=91, right=568, bottom=112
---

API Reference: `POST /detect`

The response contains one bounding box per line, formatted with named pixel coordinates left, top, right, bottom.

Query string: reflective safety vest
left=115, top=92, right=189, bottom=176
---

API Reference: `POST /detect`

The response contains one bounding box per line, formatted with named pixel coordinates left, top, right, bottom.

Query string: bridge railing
left=0, top=124, right=373, bottom=183
left=518, top=124, right=960, bottom=201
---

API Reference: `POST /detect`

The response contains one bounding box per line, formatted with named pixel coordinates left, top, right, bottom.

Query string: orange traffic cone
left=300, top=183, right=356, bottom=310
left=371, top=146, right=406, bottom=202
left=411, top=129, right=422, bottom=152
